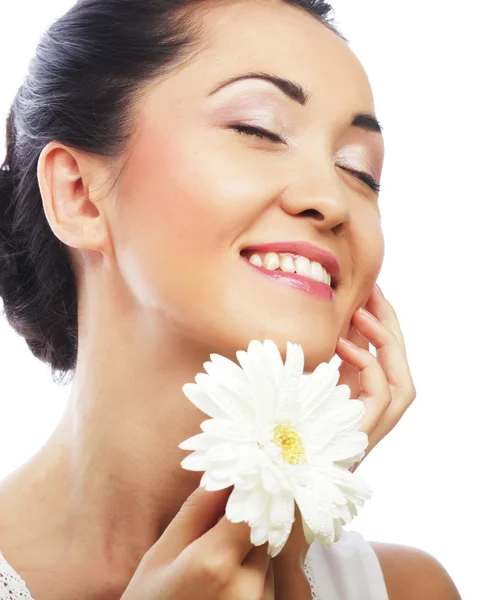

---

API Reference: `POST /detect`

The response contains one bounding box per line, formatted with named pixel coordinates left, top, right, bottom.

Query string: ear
left=37, top=142, right=112, bottom=256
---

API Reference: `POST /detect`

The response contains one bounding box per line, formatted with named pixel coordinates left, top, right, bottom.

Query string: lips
left=241, top=241, right=341, bottom=289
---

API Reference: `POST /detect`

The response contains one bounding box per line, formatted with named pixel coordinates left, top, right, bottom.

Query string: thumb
left=146, top=485, right=232, bottom=566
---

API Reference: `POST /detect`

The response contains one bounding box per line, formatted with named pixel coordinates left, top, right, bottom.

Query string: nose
left=279, top=177, right=350, bottom=232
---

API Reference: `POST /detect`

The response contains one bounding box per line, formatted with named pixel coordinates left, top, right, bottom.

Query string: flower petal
left=302, top=518, right=317, bottom=545
left=235, top=451, right=263, bottom=475
left=200, top=418, right=256, bottom=442
left=268, top=525, right=292, bottom=558
left=178, top=433, right=217, bottom=451
left=236, top=340, right=281, bottom=427
left=318, top=431, right=369, bottom=463
left=294, top=463, right=359, bottom=546
left=181, top=451, right=209, bottom=472
left=200, top=471, right=233, bottom=491
left=262, top=467, right=281, bottom=494
left=195, top=373, right=251, bottom=421
left=333, top=452, right=366, bottom=471
left=317, top=518, right=344, bottom=547
left=273, top=342, right=305, bottom=418
left=328, top=464, right=374, bottom=507
left=205, top=441, right=253, bottom=462
left=296, top=362, right=341, bottom=421
left=232, top=472, right=260, bottom=490
left=303, top=399, right=366, bottom=455
left=269, top=491, right=295, bottom=532
left=182, top=383, right=227, bottom=419
left=246, top=488, right=271, bottom=526
left=226, top=484, right=270, bottom=543
left=264, top=492, right=296, bottom=557
left=225, top=486, right=253, bottom=523
left=204, top=354, right=254, bottom=416
left=345, top=497, right=359, bottom=520
left=262, top=339, right=284, bottom=384
left=306, top=384, right=354, bottom=420
left=205, top=353, right=248, bottom=386
left=251, top=516, right=270, bottom=547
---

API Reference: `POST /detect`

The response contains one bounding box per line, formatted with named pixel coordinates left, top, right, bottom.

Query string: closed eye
left=338, top=166, right=381, bottom=193
left=231, top=124, right=381, bottom=193
left=230, top=124, right=284, bottom=144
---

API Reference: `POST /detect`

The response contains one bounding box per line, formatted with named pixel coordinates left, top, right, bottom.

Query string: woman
left=0, top=0, right=461, bottom=598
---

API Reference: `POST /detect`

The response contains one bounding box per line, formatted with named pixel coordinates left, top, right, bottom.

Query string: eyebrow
left=209, top=71, right=383, bottom=134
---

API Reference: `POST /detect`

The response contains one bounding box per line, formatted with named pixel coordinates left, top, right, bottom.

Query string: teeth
left=262, top=252, right=279, bottom=271
left=310, top=261, right=323, bottom=283
left=294, top=256, right=311, bottom=278
left=247, top=251, right=333, bottom=286
left=249, top=253, right=263, bottom=267
left=279, top=255, right=295, bottom=272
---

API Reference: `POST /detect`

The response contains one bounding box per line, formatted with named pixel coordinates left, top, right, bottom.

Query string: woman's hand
left=269, top=283, right=417, bottom=598
left=336, top=283, right=417, bottom=470
left=121, top=285, right=415, bottom=600
left=120, top=486, right=274, bottom=600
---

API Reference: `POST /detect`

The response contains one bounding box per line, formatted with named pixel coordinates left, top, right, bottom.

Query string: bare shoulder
left=369, top=540, right=462, bottom=600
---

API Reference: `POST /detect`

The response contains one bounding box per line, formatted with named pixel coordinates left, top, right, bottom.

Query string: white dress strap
left=304, top=529, right=390, bottom=600
left=0, top=551, right=35, bottom=600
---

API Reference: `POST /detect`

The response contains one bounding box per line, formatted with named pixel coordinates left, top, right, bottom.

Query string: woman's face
left=108, top=0, right=385, bottom=369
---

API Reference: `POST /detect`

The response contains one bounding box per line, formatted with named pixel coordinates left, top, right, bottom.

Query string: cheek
left=109, top=124, right=274, bottom=308
left=335, top=218, right=383, bottom=340
left=352, top=213, right=385, bottom=301
left=363, top=217, right=385, bottom=271
left=122, top=125, right=275, bottom=248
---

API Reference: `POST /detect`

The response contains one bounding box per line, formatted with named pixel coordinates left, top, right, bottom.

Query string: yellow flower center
left=272, top=420, right=306, bottom=465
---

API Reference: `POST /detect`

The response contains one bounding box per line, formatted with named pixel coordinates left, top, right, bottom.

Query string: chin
left=278, top=335, right=337, bottom=372
left=217, top=318, right=339, bottom=373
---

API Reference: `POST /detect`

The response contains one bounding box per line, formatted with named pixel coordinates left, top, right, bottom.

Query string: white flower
left=179, top=339, right=373, bottom=557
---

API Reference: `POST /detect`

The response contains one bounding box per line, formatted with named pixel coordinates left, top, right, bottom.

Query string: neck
left=3, top=307, right=216, bottom=585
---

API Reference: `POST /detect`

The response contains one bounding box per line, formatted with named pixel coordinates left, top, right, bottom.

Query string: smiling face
left=106, top=0, right=385, bottom=369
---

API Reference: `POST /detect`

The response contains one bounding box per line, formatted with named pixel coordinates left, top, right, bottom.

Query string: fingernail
left=338, top=337, right=357, bottom=349
left=358, top=307, right=378, bottom=321
left=374, top=283, right=384, bottom=296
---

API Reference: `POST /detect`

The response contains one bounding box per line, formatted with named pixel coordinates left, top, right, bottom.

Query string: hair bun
left=0, top=161, right=17, bottom=298
left=0, top=107, right=18, bottom=290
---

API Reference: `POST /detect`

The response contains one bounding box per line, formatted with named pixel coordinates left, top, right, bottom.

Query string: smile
left=240, top=241, right=340, bottom=302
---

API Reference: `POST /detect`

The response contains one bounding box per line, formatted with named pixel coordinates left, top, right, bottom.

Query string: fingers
left=263, top=561, right=275, bottom=600
left=199, top=515, right=256, bottom=563
left=336, top=324, right=369, bottom=399
left=355, top=290, right=416, bottom=404
left=149, top=486, right=232, bottom=565
left=233, top=545, right=273, bottom=600
left=347, top=321, right=370, bottom=351
left=366, top=285, right=408, bottom=357
left=335, top=286, right=416, bottom=440
left=242, top=543, right=270, bottom=570
left=336, top=313, right=392, bottom=433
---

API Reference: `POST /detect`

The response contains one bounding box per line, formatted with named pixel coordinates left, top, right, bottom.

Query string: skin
left=0, top=1, right=460, bottom=599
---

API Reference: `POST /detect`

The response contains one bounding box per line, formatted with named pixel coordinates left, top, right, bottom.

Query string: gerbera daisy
left=179, top=339, right=373, bottom=557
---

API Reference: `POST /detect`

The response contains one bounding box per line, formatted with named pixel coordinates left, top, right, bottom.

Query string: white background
left=1, top=2, right=495, bottom=598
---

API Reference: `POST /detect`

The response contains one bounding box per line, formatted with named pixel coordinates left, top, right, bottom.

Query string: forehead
left=181, top=0, right=375, bottom=111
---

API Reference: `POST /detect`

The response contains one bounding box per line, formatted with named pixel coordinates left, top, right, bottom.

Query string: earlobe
left=37, top=142, right=108, bottom=254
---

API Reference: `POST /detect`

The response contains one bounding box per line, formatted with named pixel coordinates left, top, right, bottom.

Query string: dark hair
left=0, top=0, right=340, bottom=380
